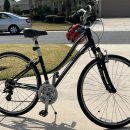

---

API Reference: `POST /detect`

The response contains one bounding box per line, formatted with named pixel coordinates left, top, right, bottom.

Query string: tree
left=4, top=0, right=11, bottom=12
left=34, top=0, right=43, bottom=8
left=65, top=0, right=72, bottom=17
left=73, top=0, right=78, bottom=10
left=29, top=0, right=33, bottom=18
left=51, top=0, right=85, bottom=16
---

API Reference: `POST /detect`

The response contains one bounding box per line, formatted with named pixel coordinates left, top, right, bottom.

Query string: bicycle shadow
left=0, top=115, right=76, bottom=130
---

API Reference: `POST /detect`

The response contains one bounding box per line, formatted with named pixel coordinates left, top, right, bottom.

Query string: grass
left=0, top=44, right=76, bottom=80
left=32, top=21, right=72, bottom=31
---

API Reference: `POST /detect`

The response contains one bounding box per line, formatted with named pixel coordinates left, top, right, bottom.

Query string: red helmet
left=66, top=24, right=81, bottom=43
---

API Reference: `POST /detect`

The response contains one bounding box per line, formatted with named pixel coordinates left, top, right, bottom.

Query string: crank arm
left=39, top=96, right=49, bottom=117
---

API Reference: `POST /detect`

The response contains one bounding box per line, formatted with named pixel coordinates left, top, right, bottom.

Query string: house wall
left=0, top=0, right=4, bottom=10
left=0, top=0, right=54, bottom=12
left=14, top=0, right=30, bottom=10
left=101, top=0, right=130, bottom=18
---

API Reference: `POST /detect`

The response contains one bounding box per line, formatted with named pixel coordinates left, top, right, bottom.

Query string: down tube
left=54, top=44, right=90, bottom=87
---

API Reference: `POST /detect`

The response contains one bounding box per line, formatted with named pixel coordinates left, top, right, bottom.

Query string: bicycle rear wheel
left=0, top=52, right=41, bottom=116
left=77, top=55, right=130, bottom=129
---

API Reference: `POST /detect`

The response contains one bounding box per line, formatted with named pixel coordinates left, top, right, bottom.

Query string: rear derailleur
left=3, top=79, right=15, bottom=101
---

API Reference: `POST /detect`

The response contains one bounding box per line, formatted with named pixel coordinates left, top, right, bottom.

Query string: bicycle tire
left=0, top=51, right=41, bottom=116
left=77, top=55, right=130, bottom=129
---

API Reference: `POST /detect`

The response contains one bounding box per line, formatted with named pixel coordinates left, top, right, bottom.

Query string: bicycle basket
left=66, top=24, right=82, bottom=43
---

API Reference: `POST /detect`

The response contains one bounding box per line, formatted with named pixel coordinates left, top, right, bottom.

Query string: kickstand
left=51, top=105, right=57, bottom=125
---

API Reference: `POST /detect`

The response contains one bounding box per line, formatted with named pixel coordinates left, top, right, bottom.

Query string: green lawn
left=0, top=44, right=76, bottom=80
left=32, top=21, right=72, bottom=31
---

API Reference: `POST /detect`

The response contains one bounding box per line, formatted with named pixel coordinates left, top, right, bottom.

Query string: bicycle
left=0, top=1, right=130, bottom=129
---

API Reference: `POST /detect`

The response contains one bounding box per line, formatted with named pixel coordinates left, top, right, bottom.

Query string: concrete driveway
left=0, top=44, right=130, bottom=130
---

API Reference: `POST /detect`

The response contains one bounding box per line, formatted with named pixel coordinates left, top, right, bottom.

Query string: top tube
left=47, top=33, right=86, bottom=74
left=48, top=27, right=95, bottom=74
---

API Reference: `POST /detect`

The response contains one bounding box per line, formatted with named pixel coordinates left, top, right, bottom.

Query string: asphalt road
left=0, top=31, right=68, bottom=44
left=0, top=31, right=130, bottom=44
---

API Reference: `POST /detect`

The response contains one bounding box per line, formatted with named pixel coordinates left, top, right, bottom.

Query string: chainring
left=38, top=83, right=58, bottom=105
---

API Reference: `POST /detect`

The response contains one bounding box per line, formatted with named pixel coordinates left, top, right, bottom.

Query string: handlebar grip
left=86, top=5, right=92, bottom=12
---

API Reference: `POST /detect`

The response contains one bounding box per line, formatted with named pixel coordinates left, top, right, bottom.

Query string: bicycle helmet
left=82, top=0, right=97, bottom=26
left=68, top=1, right=97, bottom=26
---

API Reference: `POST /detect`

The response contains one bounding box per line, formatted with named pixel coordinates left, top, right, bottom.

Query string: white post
left=98, top=0, right=102, bottom=18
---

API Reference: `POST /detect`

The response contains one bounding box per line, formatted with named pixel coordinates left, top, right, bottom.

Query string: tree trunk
left=65, top=0, right=72, bottom=17
left=84, top=0, right=88, bottom=4
left=29, top=0, right=33, bottom=18
left=73, top=0, right=77, bottom=10
left=38, top=0, right=42, bottom=6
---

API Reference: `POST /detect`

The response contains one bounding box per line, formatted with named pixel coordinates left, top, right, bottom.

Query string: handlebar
left=69, top=0, right=97, bottom=26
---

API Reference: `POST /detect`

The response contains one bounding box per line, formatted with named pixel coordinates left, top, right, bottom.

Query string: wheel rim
left=0, top=54, right=38, bottom=114
left=10, top=26, right=18, bottom=34
left=80, top=57, right=130, bottom=125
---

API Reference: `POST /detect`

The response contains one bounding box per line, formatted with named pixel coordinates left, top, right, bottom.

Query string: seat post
left=33, top=37, right=49, bottom=83
left=33, top=37, right=42, bottom=56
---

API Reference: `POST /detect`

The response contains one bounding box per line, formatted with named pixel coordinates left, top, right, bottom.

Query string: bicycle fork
left=96, top=48, right=117, bottom=93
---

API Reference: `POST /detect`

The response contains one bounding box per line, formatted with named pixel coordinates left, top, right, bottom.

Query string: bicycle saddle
left=23, top=28, right=48, bottom=38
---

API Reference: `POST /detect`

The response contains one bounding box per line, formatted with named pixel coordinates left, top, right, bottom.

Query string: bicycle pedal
left=39, top=110, right=48, bottom=117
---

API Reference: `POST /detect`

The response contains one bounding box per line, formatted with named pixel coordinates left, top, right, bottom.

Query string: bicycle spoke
left=12, top=92, right=35, bottom=112
left=83, top=88, right=104, bottom=92
left=100, top=94, right=110, bottom=121
left=0, top=53, right=39, bottom=115
left=114, top=68, right=130, bottom=88
left=84, top=82, right=105, bottom=90
left=111, top=95, right=116, bottom=122
left=115, top=63, right=124, bottom=86
left=89, top=72, right=104, bottom=86
left=113, top=61, right=119, bottom=84
left=91, top=92, right=110, bottom=112
left=79, top=56, right=130, bottom=127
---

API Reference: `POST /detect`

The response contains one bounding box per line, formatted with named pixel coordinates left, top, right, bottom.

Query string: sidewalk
left=0, top=19, right=130, bottom=130
left=92, top=18, right=130, bottom=31
left=90, top=18, right=130, bottom=44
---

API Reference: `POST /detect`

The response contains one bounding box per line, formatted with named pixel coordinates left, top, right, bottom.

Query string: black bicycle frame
left=11, top=28, right=95, bottom=87
left=11, top=27, right=116, bottom=93
left=51, top=28, right=96, bottom=87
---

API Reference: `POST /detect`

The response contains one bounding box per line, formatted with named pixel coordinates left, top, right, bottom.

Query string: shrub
left=22, top=10, right=30, bottom=14
left=56, top=12, right=65, bottom=16
left=4, top=0, right=10, bottom=12
left=53, top=16, right=65, bottom=23
left=12, top=6, right=22, bottom=15
left=33, top=5, right=52, bottom=21
left=45, top=15, right=57, bottom=23
left=33, top=14, right=46, bottom=21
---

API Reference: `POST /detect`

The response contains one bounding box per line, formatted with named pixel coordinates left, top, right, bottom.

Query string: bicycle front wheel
left=77, top=55, right=130, bottom=129
left=0, top=52, right=41, bottom=116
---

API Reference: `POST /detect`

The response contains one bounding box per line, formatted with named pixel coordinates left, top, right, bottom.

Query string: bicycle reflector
left=66, top=24, right=81, bottom=43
